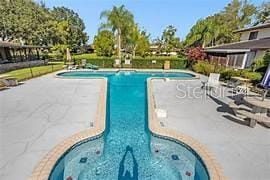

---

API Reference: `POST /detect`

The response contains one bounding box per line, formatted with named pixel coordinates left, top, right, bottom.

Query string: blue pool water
left=50, top=71, right=209, bottom=180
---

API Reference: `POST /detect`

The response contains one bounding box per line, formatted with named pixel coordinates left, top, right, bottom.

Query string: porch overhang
left=205, top=49, right=250, bottom=54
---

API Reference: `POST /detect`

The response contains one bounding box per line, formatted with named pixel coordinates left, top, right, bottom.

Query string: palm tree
left=100, top=5, right=134, bottom=59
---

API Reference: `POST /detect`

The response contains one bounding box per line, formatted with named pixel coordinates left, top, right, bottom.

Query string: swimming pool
left=50, top=71, right=209, bottom=180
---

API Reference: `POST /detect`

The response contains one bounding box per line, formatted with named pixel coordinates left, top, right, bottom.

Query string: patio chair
left=201, top=73, right=220, bottom=92
left=85, top=63, right=99, bottom=70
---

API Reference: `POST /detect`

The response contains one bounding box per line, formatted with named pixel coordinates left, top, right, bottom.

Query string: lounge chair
left=201, top=73, right=220, bottom=91
left=85, top=63, right=99, bottom=70
left=0, top=81, right=8, bottom=90
left=0, top=75, right=18, bottom=86
left=113, top=59, right=121, bottom=68
left=81, top=59, right=87, bottom=68
left=67, top=65, right=78, bottom=70
left=123, top=59, right=132, bottom=68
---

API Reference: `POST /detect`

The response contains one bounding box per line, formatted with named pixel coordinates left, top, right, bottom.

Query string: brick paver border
left=147, top=78, right=227, bottom=180
left=30, top=71, right=225, bottom=180
left=29, top=78, right=107, bottom=180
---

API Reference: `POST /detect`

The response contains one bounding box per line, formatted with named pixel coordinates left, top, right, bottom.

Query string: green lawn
left=1, top=62, right=65, bottom=81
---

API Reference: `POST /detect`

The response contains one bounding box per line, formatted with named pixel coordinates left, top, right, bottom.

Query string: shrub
left=252, top=51, right=270, bottom=71
left=73, top=57, right=114, bottom=68
left=192, top=61, right=262, bottom=83
left=185, top=47, right=207, bottom=68
left=192, top=61, right=215, bottom=76
left=186, top=47, right=207, bottom=61
left=219, top=69, right=240, bottom=80
left=241, top=70, right=262, bottom=82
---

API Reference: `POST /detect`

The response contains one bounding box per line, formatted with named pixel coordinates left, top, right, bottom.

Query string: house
left=149, top=45, right=180, bottom=56
left=205, top=22, right=270, bottom=69
left=0, top=41, right=50, bottom=73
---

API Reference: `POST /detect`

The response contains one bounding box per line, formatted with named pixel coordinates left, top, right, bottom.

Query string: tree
left=254, top=2, right=270, bottom=25
left=100, top=5, right=135, bottom=59
left=135, top=30, right=150, bottom=57
left=221, top=0, right=256, bottom=29
left=152, top=37, right=163, bottom=55
left=127, top=24, right=140, bottom=57
left=0, top=0, right=88, bottom=47
left=161, top=25, right=181, bottom=55
left=0, top=0, right=53, bottom=44
left=126, top=24, right=150, bottom=57
left=93, top=30, right=115, bottom=57
left=184, top=0, right=256, bottom=48
left=51, top=7, right=88, bottom=48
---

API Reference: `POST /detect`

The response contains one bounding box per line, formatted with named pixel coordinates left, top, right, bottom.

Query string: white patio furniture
left=124, top=59, right=131, bottom=65
left=115, top=59, right=121, bottom=65
left=81, top=59, right=87, bottom=68
left=155, top=108, right=167, bottom=118
left=201, top=73, right=220, bottom=92
left=113, top=59, right=121, bottom=68
left=230, top=76, right=250, bottom=95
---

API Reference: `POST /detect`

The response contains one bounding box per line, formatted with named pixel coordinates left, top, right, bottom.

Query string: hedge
left=72, top=54, right=187, bottom=69
left=192, top=61, right=263, bottom=83
left=132, top=57, right=187, bottom=69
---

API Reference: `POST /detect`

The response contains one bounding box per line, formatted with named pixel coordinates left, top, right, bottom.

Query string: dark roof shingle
left=234, top=23, right=270, bottom=33
left=205, top=38, right=270, bottom=53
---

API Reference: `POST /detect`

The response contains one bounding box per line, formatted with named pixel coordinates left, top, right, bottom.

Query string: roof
left=0, top=41, right=50, bottom=48
left=149, top=45, right=181, bottom=52
left=234, top=22, right=270, bottom=33
left=205, top=38, right=270, bottom=53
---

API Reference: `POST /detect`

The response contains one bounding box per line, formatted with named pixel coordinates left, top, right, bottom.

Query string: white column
left=241, top=53, right=248, bottom=69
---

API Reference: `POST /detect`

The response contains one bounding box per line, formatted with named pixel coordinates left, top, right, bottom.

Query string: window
left=248, top=31, right=258, bottom=40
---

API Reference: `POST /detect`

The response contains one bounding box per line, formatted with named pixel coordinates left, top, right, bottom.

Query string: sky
left=40, top=0, right=264, bottom=43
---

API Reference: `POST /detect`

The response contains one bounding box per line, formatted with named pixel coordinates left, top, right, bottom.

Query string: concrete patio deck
left=152, top=79, right=270, bottom=180
left=0, top=74, right=103, bottom=180
left=1, top=72, right=269, bottom=180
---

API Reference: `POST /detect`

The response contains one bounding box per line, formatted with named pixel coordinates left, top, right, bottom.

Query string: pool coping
left=30, top=70, right=225, bottom=180
left=54, top=68, right=201, bottom=79
left=147, top=78, right=227, bottom=180
left=29, top=78, right=107, bottom=180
